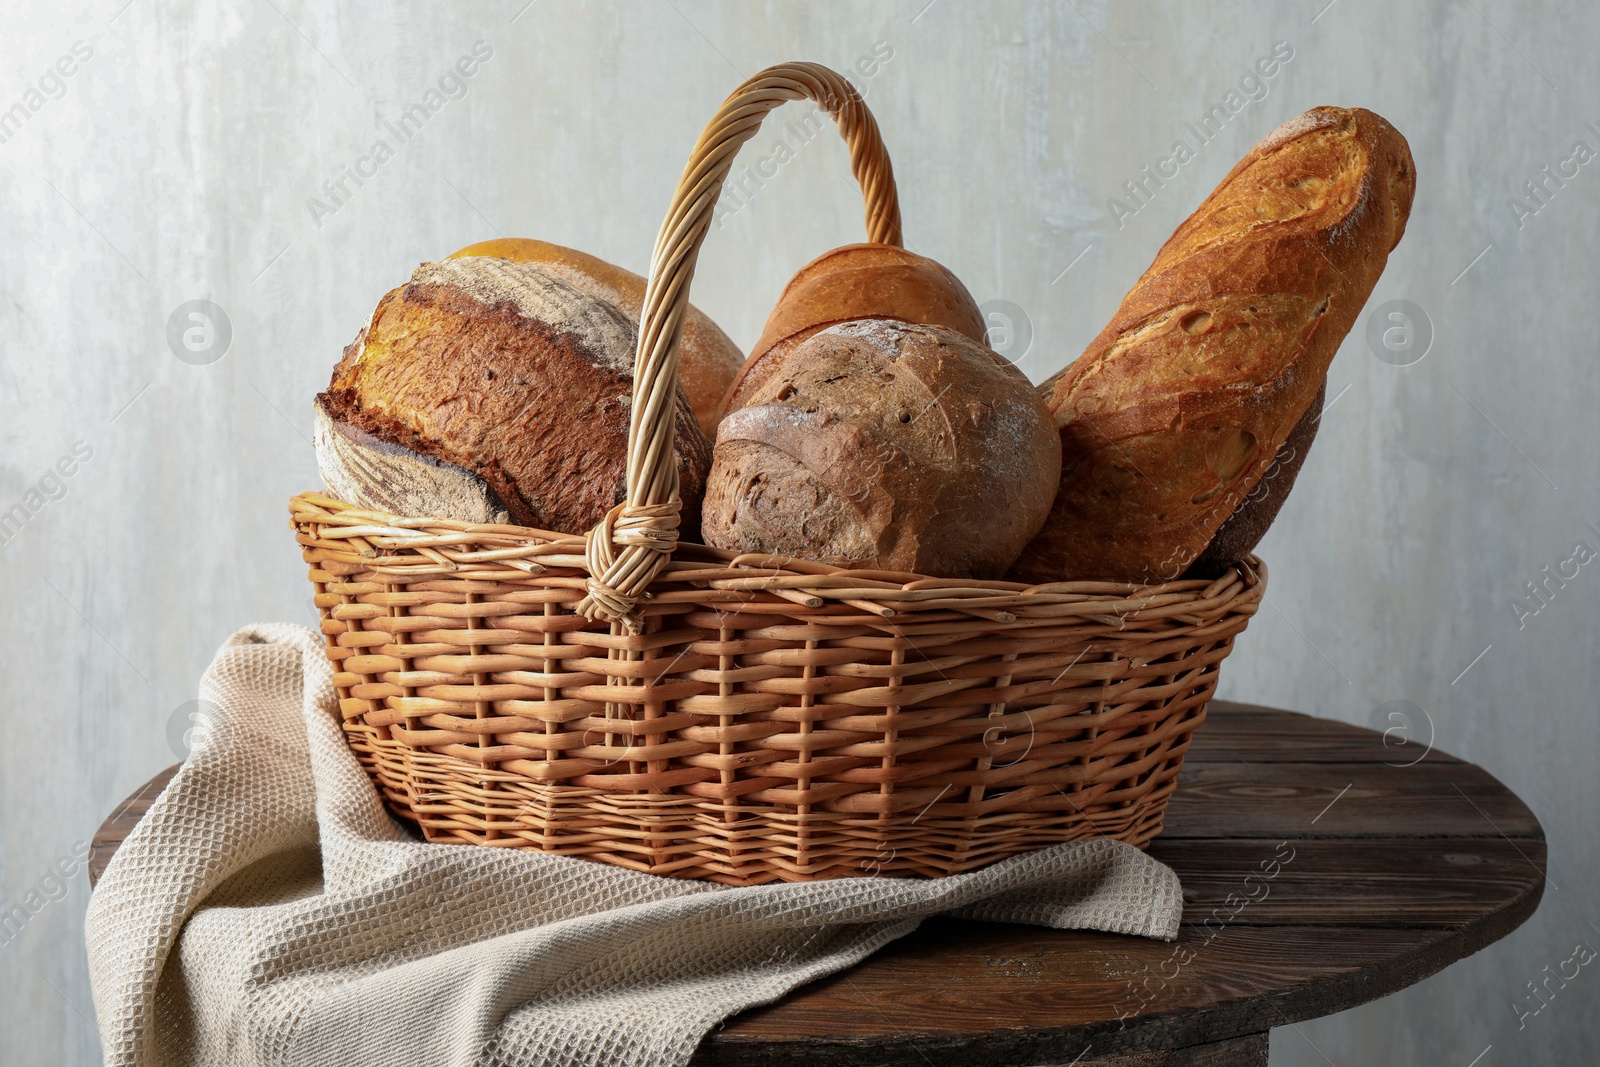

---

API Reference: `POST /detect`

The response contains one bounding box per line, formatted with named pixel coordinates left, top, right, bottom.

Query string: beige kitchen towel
left=86, top=623, right=1182, bottom=1067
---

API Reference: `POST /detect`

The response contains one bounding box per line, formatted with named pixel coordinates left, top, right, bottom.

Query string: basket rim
left=291, top=490, right=1265, bottom=620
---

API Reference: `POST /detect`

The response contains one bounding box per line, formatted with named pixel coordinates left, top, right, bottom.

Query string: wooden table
left=91, top=702, right=1545, bottom=1065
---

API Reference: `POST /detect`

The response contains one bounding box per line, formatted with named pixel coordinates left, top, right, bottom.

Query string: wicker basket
left=291, top=62, right=1263, bottom=886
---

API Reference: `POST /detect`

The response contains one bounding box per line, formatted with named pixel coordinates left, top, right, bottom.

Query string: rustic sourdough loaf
left=1010, top=106, right=1415, bottom=584
left=702, top=319, right=1060, bottom=579
left=715, top=243, right=987, bottom=421
left=449, top=238, right=743, bottom=435
left=315, top=257, right=712, bottom=535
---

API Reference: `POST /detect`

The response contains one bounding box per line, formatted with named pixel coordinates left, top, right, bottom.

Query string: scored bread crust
left=318, top=258, right=712, bottom=536
left=1010, top=106, right=1415, bottom=584
left=702, top=319, right=1060, bottom=579
left=448, top=238, right=744, bottom=436
left=714, top=243, right=988, bottom=422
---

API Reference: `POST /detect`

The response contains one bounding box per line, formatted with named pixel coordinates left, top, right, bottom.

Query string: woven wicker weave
left=291, top=62, right=1263, bottom=886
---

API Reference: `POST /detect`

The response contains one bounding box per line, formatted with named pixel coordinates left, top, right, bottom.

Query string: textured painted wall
left=1, top=1, right=1594, bottom=1063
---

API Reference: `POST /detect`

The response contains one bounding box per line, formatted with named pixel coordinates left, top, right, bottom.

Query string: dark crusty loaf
left=1010, top=106, right=1415, bottom=584
left=315, top=257, right=712, bottom=535
left=702, top=319, right=1060, bottom=579
left=715, top=243, right=987, bottom=422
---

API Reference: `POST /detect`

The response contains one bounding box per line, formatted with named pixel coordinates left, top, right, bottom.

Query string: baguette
left=1011, top=106, right=1415, bottom=583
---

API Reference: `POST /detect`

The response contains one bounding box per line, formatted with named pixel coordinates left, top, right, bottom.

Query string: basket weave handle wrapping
left=578, top=62, right=903, bottom=628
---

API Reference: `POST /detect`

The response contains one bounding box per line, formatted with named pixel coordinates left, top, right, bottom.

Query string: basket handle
left=577, top=61, right=903, bottom=629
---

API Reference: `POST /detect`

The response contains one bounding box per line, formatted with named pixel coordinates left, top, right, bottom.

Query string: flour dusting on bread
left=410, top=258, right=636, bottom=372
left=825, top=317, right=916, bottom=353
left=1253, top=107, right=1343, bottom=154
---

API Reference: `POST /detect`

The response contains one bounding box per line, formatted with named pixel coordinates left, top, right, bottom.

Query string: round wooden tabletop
left=91, top=702, right=1545, bottom=1066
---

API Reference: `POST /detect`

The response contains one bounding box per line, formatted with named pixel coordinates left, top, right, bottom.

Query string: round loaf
left=715, top=243, right=987, bottom=420
left=702, top=319, right=1060, bottom=579
left=315, top=257, right=712, bottom=535
left=449, top=238, right=743, bottom=435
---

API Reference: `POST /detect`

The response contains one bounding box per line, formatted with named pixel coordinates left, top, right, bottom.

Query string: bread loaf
left=1010, top=106, right=1414, bottom=584
left=715, top=243, right=987, bottom=420
left=702, top=319, right=1060, bottom=579
left=315, top=257, right=712, bottom=535
left=449, top=238, right=743, bottom=435
left=1186, top=378, right=1324, bottom=578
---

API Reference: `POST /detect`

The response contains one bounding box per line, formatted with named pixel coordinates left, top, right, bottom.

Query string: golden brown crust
left=1186, top=378, right=1325, bottom=578
left=702, top=320, right=1060, bottom=579
left=1010, top=107, right=1414, bottom=584
left=320, top=261, right=711, bottom=536
left=715, top=243, right=987, bottom=421
left=448, top=237, right=743, bottom=436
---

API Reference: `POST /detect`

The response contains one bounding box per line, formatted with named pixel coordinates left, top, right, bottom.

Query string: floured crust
left=702, top=320, right=1060, bottom=579
left=446, top=238, right=744, bottom=435
left=319, top=258, right=712, bottom=535
left=1012, top=106, right=1414, bottom=584
left=715, top=243, right=988, bottom=421
left=1252, top=106, right=1344, bottom=154
left=404, top=258, right=633, bottom=371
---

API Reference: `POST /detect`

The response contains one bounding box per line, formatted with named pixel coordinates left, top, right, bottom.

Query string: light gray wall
left=2, top=1, right=1594, bottom=1064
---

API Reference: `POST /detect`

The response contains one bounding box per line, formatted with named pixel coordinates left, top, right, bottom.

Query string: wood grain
left=1152, top=837, right=1548, bottom=927
left=1183, top=703, right=1461, bottom=764
left=1076, top=1033, right=1267, bottom=1066
left=1158, top=760, right=1539, bottom=839
left=88, top=705, right=1546, bottom=1066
